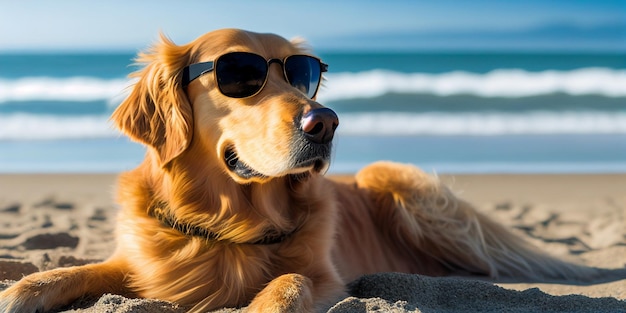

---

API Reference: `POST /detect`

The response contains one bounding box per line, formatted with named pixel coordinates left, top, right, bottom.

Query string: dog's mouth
left=223, top=145, right=330, bottom=181
left=224, top=146, right=266, bottom=180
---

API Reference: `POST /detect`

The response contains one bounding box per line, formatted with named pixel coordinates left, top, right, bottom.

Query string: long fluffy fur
left=0, top=29, right=611, bottom=313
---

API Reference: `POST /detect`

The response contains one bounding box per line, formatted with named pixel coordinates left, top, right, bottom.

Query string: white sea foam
left=1, top=68, right=624, bottom=105
left=2, top=111, right=625, bottom=140
left=318, top=68, right=626, bottom=101
left=0, top=77, right=132, bottom=104
left=0, top=114, right=119, bottom=140
left=336, top=111, right=626, bottom=136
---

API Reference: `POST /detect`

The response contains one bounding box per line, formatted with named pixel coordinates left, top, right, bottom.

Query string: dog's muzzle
left=288, top=107, right=339, bottom=174
left=224, top=107, right=339, bottom=180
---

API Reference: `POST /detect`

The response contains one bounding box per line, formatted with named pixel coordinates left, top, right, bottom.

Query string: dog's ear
left=111, top=34, right=194, bottom=168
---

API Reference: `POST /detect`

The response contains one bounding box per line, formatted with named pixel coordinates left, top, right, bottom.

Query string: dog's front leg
left=0, top=258, right=130, bottom=313
left=247, top=273, right=313, bottom=313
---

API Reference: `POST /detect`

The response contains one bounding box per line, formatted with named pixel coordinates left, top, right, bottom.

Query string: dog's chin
left=290, top=157, right=330, bottom=176
left=223, top=146, right=329, bottom=184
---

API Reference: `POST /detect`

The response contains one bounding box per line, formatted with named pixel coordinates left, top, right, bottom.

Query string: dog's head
left=112, top=29, right=338, bottom=184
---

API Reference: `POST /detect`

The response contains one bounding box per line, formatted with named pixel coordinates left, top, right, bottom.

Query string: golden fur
left=0, top=29, right=607, bottom=313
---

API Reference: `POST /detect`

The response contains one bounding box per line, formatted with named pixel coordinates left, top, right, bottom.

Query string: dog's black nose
left=301, top=108, right=339, bottom=144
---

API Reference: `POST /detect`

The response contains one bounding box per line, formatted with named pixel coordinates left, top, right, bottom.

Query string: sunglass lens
left=285, top=56, right=322, bottom=98
left=216, top=52, right=267, bottom=98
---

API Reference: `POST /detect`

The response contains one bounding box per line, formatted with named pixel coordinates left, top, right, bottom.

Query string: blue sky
left=1, top=0, right=624, bottom=52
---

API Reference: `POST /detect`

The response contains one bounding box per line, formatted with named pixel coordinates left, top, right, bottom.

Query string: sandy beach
left=0, top=173, right=624, bottom=312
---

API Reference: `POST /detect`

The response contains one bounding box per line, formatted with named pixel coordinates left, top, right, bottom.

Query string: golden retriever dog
left=0, top=29, right=609, bottom=313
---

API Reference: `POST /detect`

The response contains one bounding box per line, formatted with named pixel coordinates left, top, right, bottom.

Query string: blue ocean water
left=0, top=52, right=625, bottom=173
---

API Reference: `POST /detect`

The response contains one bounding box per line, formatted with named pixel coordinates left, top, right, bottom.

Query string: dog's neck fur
left=147, top=199, right=300, bottom=245
left=121, top=156, right=314, bottom=246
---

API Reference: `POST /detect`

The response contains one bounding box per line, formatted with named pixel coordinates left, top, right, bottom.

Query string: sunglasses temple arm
left=181, top=61, right=215, bottom=88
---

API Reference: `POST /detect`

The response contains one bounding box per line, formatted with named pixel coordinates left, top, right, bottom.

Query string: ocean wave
left=0, top=77, right=131, bottom=104
left=0, top=114, right=118, bottom=140
left=318, top=68, right=626, bottom=101
left=2, top=111, right=625, bottom=140
left=337, top=111, right=626, bottom=135
left=1, top=68, right=625, bottom=105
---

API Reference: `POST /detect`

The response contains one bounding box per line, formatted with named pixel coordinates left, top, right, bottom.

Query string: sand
left=0, top=173, right=625, bottom=312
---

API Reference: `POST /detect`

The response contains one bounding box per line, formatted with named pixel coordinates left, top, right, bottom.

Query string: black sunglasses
left=181, top=52, right=328, bottom=99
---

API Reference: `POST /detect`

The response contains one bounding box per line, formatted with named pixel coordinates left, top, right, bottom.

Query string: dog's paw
left=0, top=271, right=69, bottom=313
left=248, top=273, right=314, bottom=313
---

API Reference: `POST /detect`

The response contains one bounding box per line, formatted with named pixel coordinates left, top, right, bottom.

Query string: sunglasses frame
left=181, top=52, right=328, bottom=99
